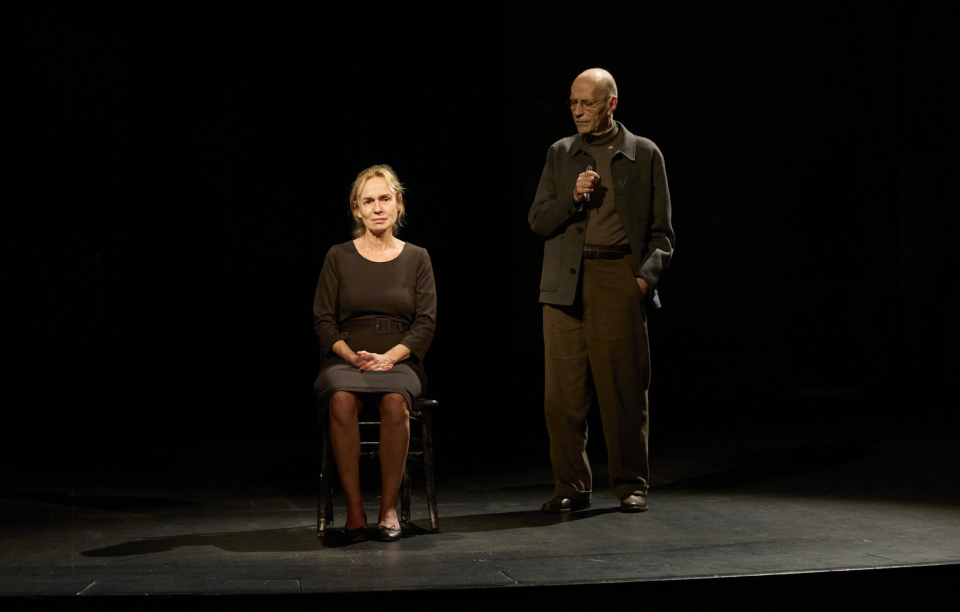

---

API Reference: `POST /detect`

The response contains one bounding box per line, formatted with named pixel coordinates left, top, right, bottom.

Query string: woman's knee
left=329, top=391, right=360, bottom=423
left=379, top=393, right=409, bottom=425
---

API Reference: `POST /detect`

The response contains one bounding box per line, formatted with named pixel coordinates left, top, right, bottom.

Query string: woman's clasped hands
left=354, top=350, right=395, bottom=371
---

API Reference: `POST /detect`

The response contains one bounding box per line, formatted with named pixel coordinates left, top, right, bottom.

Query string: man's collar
left=570, top=121, right=636, bottom=161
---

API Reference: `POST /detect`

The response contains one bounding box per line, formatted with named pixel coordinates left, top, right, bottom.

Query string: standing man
left=529, top=68, right=674, bottom=513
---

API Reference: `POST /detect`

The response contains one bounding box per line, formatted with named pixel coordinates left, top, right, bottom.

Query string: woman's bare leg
left=329, top=391, right=366, bottom=530
left=377, top=393, right=410, bottom=529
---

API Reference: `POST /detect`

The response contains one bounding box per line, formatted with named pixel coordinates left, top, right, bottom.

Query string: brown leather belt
left=341, top=318, right=409, bottom=334
left=582, top=245, right=631, bottom=260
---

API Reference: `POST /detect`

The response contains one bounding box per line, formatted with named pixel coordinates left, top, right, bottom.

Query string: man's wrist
left=572, top=190, right=585, bottom=211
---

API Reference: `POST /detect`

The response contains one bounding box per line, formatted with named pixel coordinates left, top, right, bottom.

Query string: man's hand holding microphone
left=574, top=164, right=599, bottom=207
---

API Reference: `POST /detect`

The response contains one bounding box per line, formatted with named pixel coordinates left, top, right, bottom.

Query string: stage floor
left=1, top=409, right=958, bottom=598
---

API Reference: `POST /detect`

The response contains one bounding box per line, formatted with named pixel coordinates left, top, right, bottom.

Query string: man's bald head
left=574, top=68, right=618, bottom=99
left=570, top=68, right=618, bottom=136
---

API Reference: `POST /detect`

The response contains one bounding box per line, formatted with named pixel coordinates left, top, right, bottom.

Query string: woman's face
left=355, top=176, right=400, bottom=236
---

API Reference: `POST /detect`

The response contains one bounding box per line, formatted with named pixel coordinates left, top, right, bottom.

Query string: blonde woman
left=313, top=165, right=437, bottom=541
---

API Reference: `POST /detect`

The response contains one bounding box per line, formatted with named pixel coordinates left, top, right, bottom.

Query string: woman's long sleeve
left=313, top=247, right=347, bottom=359
left=399, top=248, right=437, bottom=362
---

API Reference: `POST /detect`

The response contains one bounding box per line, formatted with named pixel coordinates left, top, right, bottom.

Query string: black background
left=6, top=4, right=957, bottom=469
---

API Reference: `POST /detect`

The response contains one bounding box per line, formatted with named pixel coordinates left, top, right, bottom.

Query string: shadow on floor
left=81, top=526, right=323, bottom=556
left=79, top=507, right=620, bottom=557
left=435, top=506, right=619, bottom=533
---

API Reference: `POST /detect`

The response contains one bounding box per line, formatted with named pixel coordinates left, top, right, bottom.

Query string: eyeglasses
left=568, top=96, right=609, bottom=112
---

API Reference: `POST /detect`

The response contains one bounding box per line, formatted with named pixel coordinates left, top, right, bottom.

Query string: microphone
left=585, top=165, right=592, bottom=203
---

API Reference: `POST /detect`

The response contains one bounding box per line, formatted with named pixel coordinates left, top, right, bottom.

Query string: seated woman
left=313, top=164, right=437, bottom=542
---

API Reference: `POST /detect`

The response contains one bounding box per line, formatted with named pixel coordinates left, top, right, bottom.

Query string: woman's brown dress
left=313, top=241, right=437, bottom=414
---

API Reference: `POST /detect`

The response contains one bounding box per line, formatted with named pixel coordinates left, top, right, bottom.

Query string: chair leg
left=318, top=425, right=333, bottom=538
left=326, top=463, right=334, bottom=524
left=401, top=463, right=412, bottom=523
left=421, top=410, right=439, bottom=533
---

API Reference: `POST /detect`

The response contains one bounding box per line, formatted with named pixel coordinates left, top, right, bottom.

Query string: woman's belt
left=340, top=318, right=409, bottom=334
left=582, top=245, right=631, bottom=260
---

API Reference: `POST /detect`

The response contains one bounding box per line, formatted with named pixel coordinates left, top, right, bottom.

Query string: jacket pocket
left=540, top=238, right=562, bottom=292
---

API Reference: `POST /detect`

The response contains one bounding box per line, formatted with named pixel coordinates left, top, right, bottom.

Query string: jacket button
left=570, top=268, right=577, bottom=275
left=577, top=226, right=583, bottom=233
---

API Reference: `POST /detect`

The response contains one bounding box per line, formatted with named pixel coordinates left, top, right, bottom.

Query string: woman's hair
left=348, top=164, right=406, bottom=238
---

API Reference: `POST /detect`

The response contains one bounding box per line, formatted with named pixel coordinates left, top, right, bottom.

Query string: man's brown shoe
left=620, top=494, right=649, bottom=513
left=541, top=496, right=591, bottom=513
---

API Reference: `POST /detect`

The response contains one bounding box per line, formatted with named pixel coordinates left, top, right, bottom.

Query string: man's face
left=355, top=176, right=400, bottom=236
left=570, top=77, right=613, bottom=136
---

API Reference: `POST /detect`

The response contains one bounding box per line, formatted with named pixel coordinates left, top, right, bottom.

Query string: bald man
left=529, top=68, right=674, bottom=513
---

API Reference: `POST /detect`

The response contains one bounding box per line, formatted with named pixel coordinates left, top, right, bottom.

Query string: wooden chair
left=317, top=398, right=439, bottom=537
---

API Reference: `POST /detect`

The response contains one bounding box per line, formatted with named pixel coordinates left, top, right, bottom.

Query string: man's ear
left=608, top=96, right=618, bottom=115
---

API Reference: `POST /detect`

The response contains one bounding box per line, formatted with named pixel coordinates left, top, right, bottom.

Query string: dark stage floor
left=2, top=395, right=958, bottom=606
